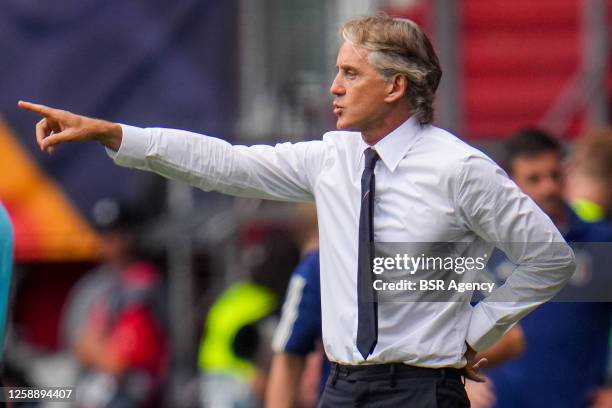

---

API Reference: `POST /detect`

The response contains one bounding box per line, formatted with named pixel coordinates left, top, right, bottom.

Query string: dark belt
left=329, top=362, right=463, bottom=383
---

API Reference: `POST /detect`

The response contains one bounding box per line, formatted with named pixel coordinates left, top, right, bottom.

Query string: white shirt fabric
left=108, top=116, right=575, bottom=368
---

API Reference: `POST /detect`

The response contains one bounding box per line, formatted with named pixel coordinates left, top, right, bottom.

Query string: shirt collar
left=357, top=116, right=423, bottom=173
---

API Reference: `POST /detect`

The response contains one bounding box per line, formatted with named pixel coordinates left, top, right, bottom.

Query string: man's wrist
left=94, top=120, right=122, bottom=151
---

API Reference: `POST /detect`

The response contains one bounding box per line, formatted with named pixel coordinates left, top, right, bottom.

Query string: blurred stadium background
left=0, top=0, right=610, bottom=406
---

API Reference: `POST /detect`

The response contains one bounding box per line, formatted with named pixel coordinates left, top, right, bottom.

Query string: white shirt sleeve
left=106, top=124, right=328, bottom=202
left=455, top=154, right=576, bottom=351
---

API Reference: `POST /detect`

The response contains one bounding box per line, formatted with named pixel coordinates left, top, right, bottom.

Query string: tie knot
left=364, top=148, right=380, bottom=170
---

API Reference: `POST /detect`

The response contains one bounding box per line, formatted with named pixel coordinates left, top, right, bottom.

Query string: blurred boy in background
left=61, top=198, right=167, bottom=408
left=566, top=128, right=612, bottom=223
left=565, top=128, right=612, bottom=408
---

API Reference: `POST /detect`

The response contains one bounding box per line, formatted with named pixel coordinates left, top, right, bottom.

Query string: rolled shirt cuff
left=105, top=124, right=150, bottom=167
left=465, top=304, right=506, bottom=352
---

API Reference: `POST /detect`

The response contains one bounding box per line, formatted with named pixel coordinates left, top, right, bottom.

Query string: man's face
left=330, top=42, right=391, bottom=132
left=510, top=151, right=564, bottom=217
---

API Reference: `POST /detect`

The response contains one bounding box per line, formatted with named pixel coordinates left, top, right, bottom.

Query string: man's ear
left=384, top=74, right=408, bottom=103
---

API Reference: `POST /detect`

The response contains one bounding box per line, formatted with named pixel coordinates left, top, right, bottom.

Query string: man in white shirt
left=18, top=14, right=575, bottom=408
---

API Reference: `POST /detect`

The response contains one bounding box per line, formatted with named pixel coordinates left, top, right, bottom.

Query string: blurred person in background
left=267, top=203, right=327, bottom=408
left=198, top=228, right=299, bottom=408
left=564, top=128, right=612, bottom=408
left=0, top=204, right=37, bottom=408
left=484, top=129, right=612, bottom=408
left=565, top=128, right=612, bottom=224
left=61, top=198, right=167, bottom=408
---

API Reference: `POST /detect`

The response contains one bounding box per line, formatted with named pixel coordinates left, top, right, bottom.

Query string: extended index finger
left=17, top=100, right=57, bottom=117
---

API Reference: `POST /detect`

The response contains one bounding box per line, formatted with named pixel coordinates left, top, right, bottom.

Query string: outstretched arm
left=18, top=101, right=123, bottom=152
left=18, top=100, right=327, bottom=202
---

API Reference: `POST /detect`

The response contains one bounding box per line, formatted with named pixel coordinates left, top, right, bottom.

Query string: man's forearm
left=266, top=353, right=305, bottom=408
left=467, top=241, right=575, bottom=351
left=109, top=125, right=319, bottom=202
left=75, top=332, right=126, bottom=376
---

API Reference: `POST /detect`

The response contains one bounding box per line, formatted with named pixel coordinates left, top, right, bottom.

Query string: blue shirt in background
left=272, top=250, right=329, bottom=397
left=488, top=208, right=612, bottom=408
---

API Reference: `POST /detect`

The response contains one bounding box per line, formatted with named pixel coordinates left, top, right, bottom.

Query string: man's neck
left=301, top=237, right=319, bottom=257
left=361, top=106, right=413, bottom=146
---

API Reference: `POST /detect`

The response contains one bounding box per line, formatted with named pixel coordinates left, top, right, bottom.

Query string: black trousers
left=318, top=363, right=470, bottom=408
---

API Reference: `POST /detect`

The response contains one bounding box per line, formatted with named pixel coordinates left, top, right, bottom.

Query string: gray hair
left=342, top=14, right=442, bottom=124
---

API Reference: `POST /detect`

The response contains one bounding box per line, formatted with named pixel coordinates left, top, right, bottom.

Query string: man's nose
left=330, top=75, right=344, bottom=96
left=541, top=176, right=562, bottom=196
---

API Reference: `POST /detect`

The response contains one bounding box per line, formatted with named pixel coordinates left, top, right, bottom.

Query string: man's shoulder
left=418, top=125, right=500, bottom=175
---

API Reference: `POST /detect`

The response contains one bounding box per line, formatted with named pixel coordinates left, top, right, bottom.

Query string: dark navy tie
left=356, top=148, right=380, bottom=360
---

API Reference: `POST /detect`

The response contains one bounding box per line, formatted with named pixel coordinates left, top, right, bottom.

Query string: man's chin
left=335, top=119, right=356, bottom=131
left=539, top=199, right=565, bottom=217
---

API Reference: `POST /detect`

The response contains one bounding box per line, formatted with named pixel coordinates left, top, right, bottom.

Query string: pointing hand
left=17, top=100, right=123, bottom=153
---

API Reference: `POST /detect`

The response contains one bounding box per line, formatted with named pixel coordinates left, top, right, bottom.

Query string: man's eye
left=527, top=175, right=540, bottom=184
left=551, top=171, right=561, bottom=182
